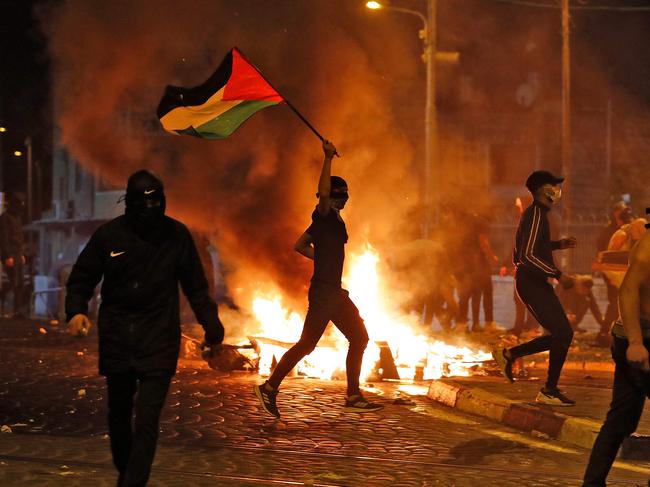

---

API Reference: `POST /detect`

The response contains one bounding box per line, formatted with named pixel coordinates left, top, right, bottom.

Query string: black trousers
left=5, top=260, right=25, bottom=314
left=106, top=370, right=172, bottom=487
left=511, top=285, right=539, bottom=336
left=268, top=283, right=369, bottom=396
left=603, top=278, right=620, bottom=334
left=458, top=270, right=493, bottom=328
left=583, top=336, right=650, bottom=487
left=508, top=269, right=574, bottom=389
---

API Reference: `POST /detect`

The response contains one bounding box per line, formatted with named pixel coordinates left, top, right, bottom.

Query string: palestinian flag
left=157, top=48, right=284, bottom=139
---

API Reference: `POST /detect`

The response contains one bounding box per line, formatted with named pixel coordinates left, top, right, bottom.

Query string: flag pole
left=234, top=47, right=339, bottom=156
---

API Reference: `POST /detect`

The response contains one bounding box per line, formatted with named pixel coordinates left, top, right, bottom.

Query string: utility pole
left=561, top=0, right=572, bottom=252
left=25, top=137, right=33, bottom=224
left=423, top=0, right=438, bottom=235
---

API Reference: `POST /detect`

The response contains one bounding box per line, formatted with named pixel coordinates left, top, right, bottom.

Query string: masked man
left=66, top=170, right=225, bottom=486
left=493, top=171, right=578, bottom=406
left=254, top=140, right=382, bottom=418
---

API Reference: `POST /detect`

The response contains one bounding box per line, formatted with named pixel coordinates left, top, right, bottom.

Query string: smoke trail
left=39, top=0, right=419, bottom=311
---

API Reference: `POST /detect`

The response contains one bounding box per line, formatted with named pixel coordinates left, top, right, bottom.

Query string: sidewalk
left=427, top=368, right=650, bottom=456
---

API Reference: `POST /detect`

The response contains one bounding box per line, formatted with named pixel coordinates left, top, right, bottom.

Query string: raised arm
left=317, top=140, right=337, bottom=217
left=619, top=231, right=650, bottom=371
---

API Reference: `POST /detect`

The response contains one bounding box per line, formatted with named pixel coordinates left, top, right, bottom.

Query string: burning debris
left=184, top=245, right=491, bottom=381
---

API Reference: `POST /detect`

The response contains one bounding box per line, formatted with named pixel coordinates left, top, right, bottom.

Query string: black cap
left=525, top=170, right=564, bottom=193
left=126, top=169, right=164, bottom=197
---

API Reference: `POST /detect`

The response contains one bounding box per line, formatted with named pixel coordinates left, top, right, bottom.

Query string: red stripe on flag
left=222, top=49, right=284, bottom=103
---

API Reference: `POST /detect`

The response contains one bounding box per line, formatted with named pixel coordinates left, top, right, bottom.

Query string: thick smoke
left=39, top=0, right=419, bottom=311
left=39, top=0, right=649, bottom=336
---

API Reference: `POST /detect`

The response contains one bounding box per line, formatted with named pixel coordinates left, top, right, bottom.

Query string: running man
left=492, top=170, right=577, bottom=406
left=254, top=140, right=382, bottom=418
left=583, top=224, right=650, bottom=486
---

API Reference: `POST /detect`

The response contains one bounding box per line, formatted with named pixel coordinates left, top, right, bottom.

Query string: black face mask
left=126, top=198, right=165, bottom=228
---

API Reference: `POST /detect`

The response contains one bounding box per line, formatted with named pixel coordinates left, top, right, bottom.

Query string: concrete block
left=427, top=380, right=462, bottom=408
left=455, top=387, right=511, bottom=422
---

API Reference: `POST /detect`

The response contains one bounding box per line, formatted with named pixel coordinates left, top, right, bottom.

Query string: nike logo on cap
left=144, top=189, right=156, bottom=195
left=110, top=251, right=125, bottom=257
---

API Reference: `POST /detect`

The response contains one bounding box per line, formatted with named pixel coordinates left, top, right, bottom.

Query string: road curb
left=529, top=360, right=615, bottom=373
left=427, top=380, right=601, bottom=450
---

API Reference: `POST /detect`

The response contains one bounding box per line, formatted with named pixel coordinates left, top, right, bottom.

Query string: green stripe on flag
left=186, top=100, right=280, bottom=140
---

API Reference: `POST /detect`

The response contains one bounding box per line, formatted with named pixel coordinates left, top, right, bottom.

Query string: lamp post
left=366, top=1, right=457, bottom=235
left=561, top=0, right=572, bottom=269
left=0, top=126, right=5, bottom=194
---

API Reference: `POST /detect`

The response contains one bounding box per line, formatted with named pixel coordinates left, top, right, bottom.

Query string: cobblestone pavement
left=0, top=321, right=648, bottom=486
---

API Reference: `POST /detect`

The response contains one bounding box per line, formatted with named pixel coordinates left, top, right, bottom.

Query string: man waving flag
left=157, top=47, right=284, bottom=139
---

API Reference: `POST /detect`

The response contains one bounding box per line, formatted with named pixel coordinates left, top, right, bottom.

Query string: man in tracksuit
left=253, top=140, right=382, bottom=418
left=66, top=170, right=225, bottom=486
left=492, top=170, right=577, bottom=406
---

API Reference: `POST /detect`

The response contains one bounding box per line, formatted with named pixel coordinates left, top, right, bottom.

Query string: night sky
left=2, top=0, right=650, bottom=216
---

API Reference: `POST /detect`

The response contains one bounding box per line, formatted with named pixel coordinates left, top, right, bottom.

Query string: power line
left=491, top=0, right=650, bottom=11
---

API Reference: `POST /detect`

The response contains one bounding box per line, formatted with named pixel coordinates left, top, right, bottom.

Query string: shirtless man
left=583, top=227, right=650, bottom=486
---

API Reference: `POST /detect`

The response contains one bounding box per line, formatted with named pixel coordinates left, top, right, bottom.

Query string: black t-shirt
left=306, top=207, right=348, bottom=286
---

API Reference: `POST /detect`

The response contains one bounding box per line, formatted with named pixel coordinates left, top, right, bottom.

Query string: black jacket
left=513, top=201, right=562, bottom=280
left=65, top=215, right=224, bottom=375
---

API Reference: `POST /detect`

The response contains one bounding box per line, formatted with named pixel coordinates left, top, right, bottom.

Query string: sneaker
left=492, top=348, right=514, bottom=383
left=345, top=394, right=384, bottom=412
left=253, top=382, right=280, bottom=418
left=535, top=387, right=575, bottom=407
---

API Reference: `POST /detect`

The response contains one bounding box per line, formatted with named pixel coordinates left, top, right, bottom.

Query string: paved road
left=0, top=321, right=648, bottom=486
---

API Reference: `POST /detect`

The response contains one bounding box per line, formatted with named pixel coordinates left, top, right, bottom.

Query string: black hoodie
left=65, top=214, right=224, bottom=375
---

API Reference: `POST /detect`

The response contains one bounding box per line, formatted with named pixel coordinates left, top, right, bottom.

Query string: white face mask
left=542, top=185, right=562, bottom=203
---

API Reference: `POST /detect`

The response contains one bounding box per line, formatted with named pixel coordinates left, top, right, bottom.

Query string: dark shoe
left=535, top=387, right=575, bottom=406
left=254, top=382, right=280, bottom=418
left=345, top=394, right=384, bottom=412
left=492, top=348, right=514, bottom=383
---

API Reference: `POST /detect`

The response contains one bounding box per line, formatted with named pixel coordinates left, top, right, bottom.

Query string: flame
left=251, top=244, right=491, bottom=382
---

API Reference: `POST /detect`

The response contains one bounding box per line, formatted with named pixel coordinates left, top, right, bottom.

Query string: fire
left=251, top=244, right=491, bottom=382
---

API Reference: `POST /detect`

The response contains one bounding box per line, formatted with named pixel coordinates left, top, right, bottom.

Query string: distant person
left=66, top=170, right=225, bottom=487
left=492, top=171, right=577, bottom=406
left=596, top=201, right=633, bottom=252
left=555, top=275, right=605, bottom=333
left=0, top=192, right=27, bottom=318
left=608, top=217, right=647, bottom=252
left=597, top=201, right=633, bottom=338
left=456, top=211, right=498, bottom=332
left=582, top=223, right=650, bottom=486
left=254, top=141, right=382, bottom=418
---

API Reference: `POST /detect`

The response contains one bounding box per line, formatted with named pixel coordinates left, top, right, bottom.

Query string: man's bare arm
left=317, top=140, right=337, bottom=217
left=294, top=232, right=314, bottom=260
left=619, top=231, right=650, bottom=370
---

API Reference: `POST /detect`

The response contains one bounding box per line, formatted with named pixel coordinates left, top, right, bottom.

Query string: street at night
left=2, top=0, right=650, bottom=486
left=0, top=318, right=647, bottom=486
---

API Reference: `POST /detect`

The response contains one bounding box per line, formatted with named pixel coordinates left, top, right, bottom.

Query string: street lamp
left=13, top=150, right=23, bottom=157
left=366, top=0, right=457, bottom=234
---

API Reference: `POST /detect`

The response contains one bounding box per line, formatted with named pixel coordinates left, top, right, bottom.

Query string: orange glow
left=252, top=244, right=491, bottom=382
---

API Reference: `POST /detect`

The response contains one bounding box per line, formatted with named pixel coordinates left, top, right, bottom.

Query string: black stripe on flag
left=156, top=49, right=234, bottom=119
